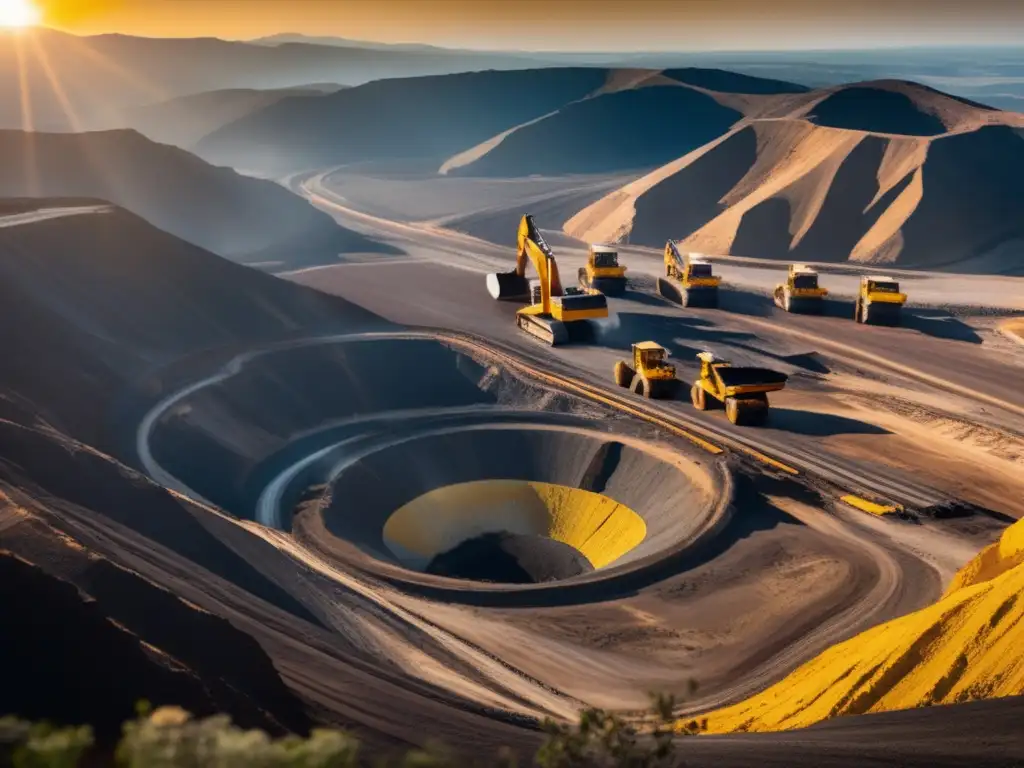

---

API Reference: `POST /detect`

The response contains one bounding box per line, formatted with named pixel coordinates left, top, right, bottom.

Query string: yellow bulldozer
left=578, top=244, right=628, bottom=297
left=854, top=275, right=906, bottom=326
left=689, top=351, right=788, bottom=426
left=613, top=341, right=679, bottom=399
left=773, top=264, right=828, bottom=314
left=486, top=214, right=609, bottom=346
left=657, top=241, right=720, bottom=308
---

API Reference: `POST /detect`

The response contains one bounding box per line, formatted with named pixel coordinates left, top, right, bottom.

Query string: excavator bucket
left=486, top=270, right=531, bottom=301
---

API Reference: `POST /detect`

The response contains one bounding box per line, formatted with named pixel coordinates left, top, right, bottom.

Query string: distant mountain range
left=250, top=33, right=456, bottom=53
left=0, top=28, right=559, bottom=132
left=4, top=29, right=1021, bottom=136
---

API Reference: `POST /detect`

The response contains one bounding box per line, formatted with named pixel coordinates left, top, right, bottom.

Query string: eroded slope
left=702, top=516, right=1024, bottom=733
left=565, top=81, right=1024, bottom=272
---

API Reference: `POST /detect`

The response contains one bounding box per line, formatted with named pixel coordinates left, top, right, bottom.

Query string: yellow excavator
left=486, top=214, right=609, bottom=346
left=613, top=342, right=679, bottom=399
left=774, top=264, right=828, bottom=314
left=578, top=244, right=628, bottom=296
left=854, top=275, right=906, bottom=326
left=658, top=241, right=720, bottom=308
left=690, top=351, right=788, bottom=426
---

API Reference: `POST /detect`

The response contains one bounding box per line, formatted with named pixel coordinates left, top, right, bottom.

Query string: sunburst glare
left=0, top=0, right=40, bottom=29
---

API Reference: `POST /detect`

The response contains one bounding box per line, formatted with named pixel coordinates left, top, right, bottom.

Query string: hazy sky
left=40, top=0, right=1024, bottom=50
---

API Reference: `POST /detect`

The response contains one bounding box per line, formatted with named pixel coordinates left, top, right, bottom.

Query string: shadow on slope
left=629, top=126, right=760, bottom=244
left=0, top=130, right=393, bottom=268
left=0, top=545, right=308, bottom=746
left=0, top=415, right=322, bottom=629
left=616, top=114, right=1024, bottom=272
left=766, top=409, right=890, bottom=437
left=807, top=85, right=949, bottom=135
left=150, top=340, right=499, bottom=516
left=714, top=288, right=983, bottom=344
left=0, top=201, right=385, bottom=446
left=122, top=85, right=344, bottom=149
left=663, top=68, right=810, bottom=95
left=196, top=68, right=610, bottom=175
left=896, top=125, right=1024, bottom=270
left=450, top=86, right=743, bottom=177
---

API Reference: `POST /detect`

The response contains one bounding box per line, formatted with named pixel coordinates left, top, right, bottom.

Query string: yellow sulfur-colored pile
left=697, top=517, right=1024, bottom=734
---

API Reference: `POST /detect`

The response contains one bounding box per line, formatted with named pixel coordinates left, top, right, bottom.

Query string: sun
left=0, top=0, right=41, bottom=28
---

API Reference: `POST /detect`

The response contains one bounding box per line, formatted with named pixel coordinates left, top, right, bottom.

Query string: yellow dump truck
left=854, top=275, right=907, bottom=326
left=613, top=341, right=679, bottom=399
left=774, top=264, right=828, bottom=314
left=578, top=244, right=628, bottom=297
left=658, top=241, right=721, bottom=308
left=689, top=351, right=788, bottom=426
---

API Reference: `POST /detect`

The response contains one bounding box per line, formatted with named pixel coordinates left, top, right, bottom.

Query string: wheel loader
left=774, top=264, right=828, bottom=314
left=689, top=351, right=788, bottom=426
left=854, top=275, right=906, bottom=326
left=486, top=214, right=609, bottom=346
left=657, top=241, right=720, bottom=308
left=578, top=244, right=628, bottom=296
left=613, top=341, right=679, bottom=399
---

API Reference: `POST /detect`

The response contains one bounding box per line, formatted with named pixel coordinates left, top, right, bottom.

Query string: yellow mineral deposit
left=382, top=480, right=646, bottom=571
left=698, top=517, right=1024, bottom=734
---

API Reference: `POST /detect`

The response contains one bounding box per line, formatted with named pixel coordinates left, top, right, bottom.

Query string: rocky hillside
left=0, top=130, right=388, bottom=269
left=565, top=81, right=1024, bottom=272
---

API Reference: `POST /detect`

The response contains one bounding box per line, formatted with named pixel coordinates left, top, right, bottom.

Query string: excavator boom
left=486, top=214, right=608, bottom=345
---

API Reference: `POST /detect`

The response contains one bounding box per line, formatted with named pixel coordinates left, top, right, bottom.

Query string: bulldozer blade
left=657, top=277, right=684, bottom=305
left=487, top=271, right=531, bottom=301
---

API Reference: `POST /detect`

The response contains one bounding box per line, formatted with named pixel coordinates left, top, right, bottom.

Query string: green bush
left=1, top=692, right=692, bottom=767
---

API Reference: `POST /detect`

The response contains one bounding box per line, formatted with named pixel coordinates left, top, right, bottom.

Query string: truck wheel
left=855, top=299, right=863, bottom=323
left=726, top=397, right=741, bottom=424
left=783, top=293, right=792, bottom=312
left=728, top=395, right=768, bottom=426
left=691, top=384, right=708, bottom=410
left=633, top=376, right=652, bottom=398
left=614, top=361, right=634, bottom=388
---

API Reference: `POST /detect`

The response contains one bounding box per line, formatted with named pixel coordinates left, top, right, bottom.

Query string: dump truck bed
left=715, top=367, right=788, bottom=389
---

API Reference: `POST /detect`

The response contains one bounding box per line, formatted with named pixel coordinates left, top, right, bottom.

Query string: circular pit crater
left=307, top=422, right=724, bottom=589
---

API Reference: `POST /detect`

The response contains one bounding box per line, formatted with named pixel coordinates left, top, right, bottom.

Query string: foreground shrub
left=1, top=693, right=689, bottom=767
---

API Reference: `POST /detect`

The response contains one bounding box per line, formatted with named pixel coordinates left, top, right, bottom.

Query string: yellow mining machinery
left=774, top=264, right=828, bottom=314
left=486, top=214, right=609, bottom=346
left=658, top=241, right=721, bottom=308
left=689, top=351, right=788, bottom=426
left=854, top=275, right=907, bottom=326
left=613, top=341, right=679, bottom=399
left=578, top=244, right=628, bottom=297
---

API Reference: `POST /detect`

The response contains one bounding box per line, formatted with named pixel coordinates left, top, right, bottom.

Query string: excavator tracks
left=516, top=313, right=569, bottom=346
